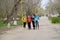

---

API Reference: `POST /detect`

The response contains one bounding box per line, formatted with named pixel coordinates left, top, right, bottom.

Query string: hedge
left=49, top=17, right=60, bottom=24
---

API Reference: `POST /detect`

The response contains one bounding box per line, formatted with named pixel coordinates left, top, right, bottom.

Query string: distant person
left=22, top=16, right=27, bottom=28
left=31, top=14, right=35, bottom=29
left=27, top=15, right=32, bottom=29
left=34, top=14, right=39, bottom=29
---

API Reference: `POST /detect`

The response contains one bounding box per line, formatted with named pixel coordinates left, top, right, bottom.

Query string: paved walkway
left=0, top=16, right=60, bottom=40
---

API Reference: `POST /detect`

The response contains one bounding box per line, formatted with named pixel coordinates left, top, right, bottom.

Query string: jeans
left=35, top=21, right=39, bottom=28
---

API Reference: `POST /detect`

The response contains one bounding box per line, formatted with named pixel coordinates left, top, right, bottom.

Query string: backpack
left=22, top=16, right=27, bottom=22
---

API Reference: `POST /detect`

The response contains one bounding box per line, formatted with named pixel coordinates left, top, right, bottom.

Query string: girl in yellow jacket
left=22, top=16, right=27, bottom=28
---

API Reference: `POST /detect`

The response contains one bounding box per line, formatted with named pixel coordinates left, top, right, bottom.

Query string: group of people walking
left=22, top=14, right=39, bottom=30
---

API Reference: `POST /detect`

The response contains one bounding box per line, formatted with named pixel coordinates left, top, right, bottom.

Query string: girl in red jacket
left=27, top=15, right=32, bottom=29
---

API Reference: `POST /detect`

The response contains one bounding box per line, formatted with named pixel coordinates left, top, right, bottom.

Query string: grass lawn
left=0, top=21, right=7, bottom=28
left=0, top=21, right=23, bottom=32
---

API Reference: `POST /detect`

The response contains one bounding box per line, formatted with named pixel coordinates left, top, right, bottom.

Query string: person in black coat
left=31, top=15, right=35, bottom=29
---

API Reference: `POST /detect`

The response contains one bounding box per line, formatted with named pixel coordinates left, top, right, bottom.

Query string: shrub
left=50, top=17, right=60, bottom=24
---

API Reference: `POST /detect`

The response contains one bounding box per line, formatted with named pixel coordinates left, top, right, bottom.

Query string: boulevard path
left=0, top=16, right=60, bottom=40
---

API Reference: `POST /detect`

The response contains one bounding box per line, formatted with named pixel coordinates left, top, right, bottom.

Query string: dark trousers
left=28, top=22, right=31, bottom=29
left=32, top=21, right=35, bottom=29
left=23, top=22, right=26, bottom=28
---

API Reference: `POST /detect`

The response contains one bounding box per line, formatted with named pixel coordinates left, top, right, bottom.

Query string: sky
left=41, top=0, right=49, bottom=10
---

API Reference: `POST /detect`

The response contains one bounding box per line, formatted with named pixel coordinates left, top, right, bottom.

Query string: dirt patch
left=0, top=26, right=17, bottom=33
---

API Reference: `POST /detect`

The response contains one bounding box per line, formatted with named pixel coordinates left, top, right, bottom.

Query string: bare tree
left=45, top=0, right=60, bottom=16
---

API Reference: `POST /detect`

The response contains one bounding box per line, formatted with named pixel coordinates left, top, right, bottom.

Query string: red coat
left=27, top=17, right=32, bottom=22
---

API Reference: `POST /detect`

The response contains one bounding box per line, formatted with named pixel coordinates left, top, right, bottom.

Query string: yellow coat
left=22, top=16, right=27, bottom=22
